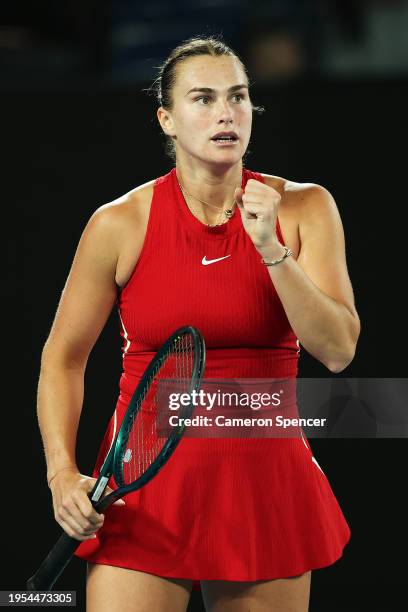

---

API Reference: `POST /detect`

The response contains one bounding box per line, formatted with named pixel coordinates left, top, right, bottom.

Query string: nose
left=217, top=99, right=233, bottom=125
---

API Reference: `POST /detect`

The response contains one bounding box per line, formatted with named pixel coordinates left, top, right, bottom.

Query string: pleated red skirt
left=75, top=394, right=351, bottom=585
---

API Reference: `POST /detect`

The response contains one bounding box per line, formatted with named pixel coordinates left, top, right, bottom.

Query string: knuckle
left=61, top=497, right=73, bottom=510
left=71, top=487, right=82, bottom=498
left=57, top=503, right=68, bottom=516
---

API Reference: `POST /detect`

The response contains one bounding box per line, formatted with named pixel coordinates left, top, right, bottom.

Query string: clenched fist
left=234, top=179, right=284, bottom=258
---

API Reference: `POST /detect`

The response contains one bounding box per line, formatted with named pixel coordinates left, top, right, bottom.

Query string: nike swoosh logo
left=202, top=255, right=231, bottom=266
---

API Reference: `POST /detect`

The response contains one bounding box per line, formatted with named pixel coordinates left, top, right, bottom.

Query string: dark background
left=2, top=1, right=407, bottom=611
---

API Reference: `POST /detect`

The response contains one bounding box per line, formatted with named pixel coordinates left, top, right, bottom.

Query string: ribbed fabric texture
left=76, top=168, right=351, bottom=583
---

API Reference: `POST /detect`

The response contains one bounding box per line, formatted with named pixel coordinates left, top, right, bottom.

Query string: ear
left=157, top=106, right=176, bottom=137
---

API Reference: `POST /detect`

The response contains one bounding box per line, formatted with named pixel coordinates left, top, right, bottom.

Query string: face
left=157, top=54, right=253, bottom=167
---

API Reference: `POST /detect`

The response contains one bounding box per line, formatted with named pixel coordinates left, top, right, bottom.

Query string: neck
left=175, top=156, right=243, bottom=209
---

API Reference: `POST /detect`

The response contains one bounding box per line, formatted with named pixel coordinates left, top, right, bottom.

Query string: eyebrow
left=186, top=84, right=248, bottom=95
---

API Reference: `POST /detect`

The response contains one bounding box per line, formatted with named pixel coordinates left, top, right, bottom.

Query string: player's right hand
left=49, top=469, right=125, bottom=541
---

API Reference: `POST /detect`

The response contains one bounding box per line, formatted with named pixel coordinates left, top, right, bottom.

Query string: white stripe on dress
left=118, top=309, right=131, bottom=358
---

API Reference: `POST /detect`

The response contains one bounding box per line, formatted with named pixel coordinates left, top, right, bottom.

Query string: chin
left=203, top=149, right=244, bottom=167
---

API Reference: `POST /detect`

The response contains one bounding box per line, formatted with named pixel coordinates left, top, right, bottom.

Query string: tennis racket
left=27, top=325, right=206, bottom=591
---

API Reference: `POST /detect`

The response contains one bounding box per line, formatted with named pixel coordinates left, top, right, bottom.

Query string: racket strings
left=129, top=356, right=164, bottom=485
left=120, top=332, right=197, bottom=487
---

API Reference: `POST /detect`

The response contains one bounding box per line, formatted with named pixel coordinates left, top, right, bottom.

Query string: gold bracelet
left=261, top=246, right=293, bottom=266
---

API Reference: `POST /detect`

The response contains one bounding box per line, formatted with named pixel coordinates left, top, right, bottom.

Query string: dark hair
left=147, top=35, right=264, bottom=159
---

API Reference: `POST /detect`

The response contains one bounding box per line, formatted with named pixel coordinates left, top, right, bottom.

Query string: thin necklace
left=178, top=182, right=236, bottom=226
left=183, top=197, right=225, bottom=227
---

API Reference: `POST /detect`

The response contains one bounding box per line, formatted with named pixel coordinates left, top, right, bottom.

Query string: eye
left=231, top=93, right=245, bottom=103
left=195, top=95, right=212, bottom=105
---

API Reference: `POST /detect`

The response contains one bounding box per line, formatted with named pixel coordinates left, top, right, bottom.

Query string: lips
left=210, top=131, right=239, bottom=142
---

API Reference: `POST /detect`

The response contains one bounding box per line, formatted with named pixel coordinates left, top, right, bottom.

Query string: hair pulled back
left=148, top=35, right=264, bottom=159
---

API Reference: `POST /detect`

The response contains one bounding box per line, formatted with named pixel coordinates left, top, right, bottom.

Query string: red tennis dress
left=75, top=168, right=351, bottom=583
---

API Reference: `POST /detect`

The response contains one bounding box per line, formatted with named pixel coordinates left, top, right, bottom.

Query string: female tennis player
left=38, top=36, right=360, bottom=611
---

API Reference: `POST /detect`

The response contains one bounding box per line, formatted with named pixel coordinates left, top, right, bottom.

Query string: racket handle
left=26, top=532, right=81, bottom=591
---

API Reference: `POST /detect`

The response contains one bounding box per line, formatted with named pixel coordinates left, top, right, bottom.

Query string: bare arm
left=263, top=185, right=360, bottom=372
left=38, top=203, right=126, bottom=539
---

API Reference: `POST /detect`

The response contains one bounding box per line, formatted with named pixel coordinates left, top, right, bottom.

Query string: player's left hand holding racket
left=27, top=325, right=206, bottom=591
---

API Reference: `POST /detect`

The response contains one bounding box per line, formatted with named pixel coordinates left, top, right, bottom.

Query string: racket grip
left=26, top=532, right=82, bottom=591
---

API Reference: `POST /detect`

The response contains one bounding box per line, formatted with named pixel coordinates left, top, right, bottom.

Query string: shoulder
left=83, top=179, right=156, bottom=248
left=90, top=179, right=156, bottom=227
left=260, top=172, right=340, bottom=223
